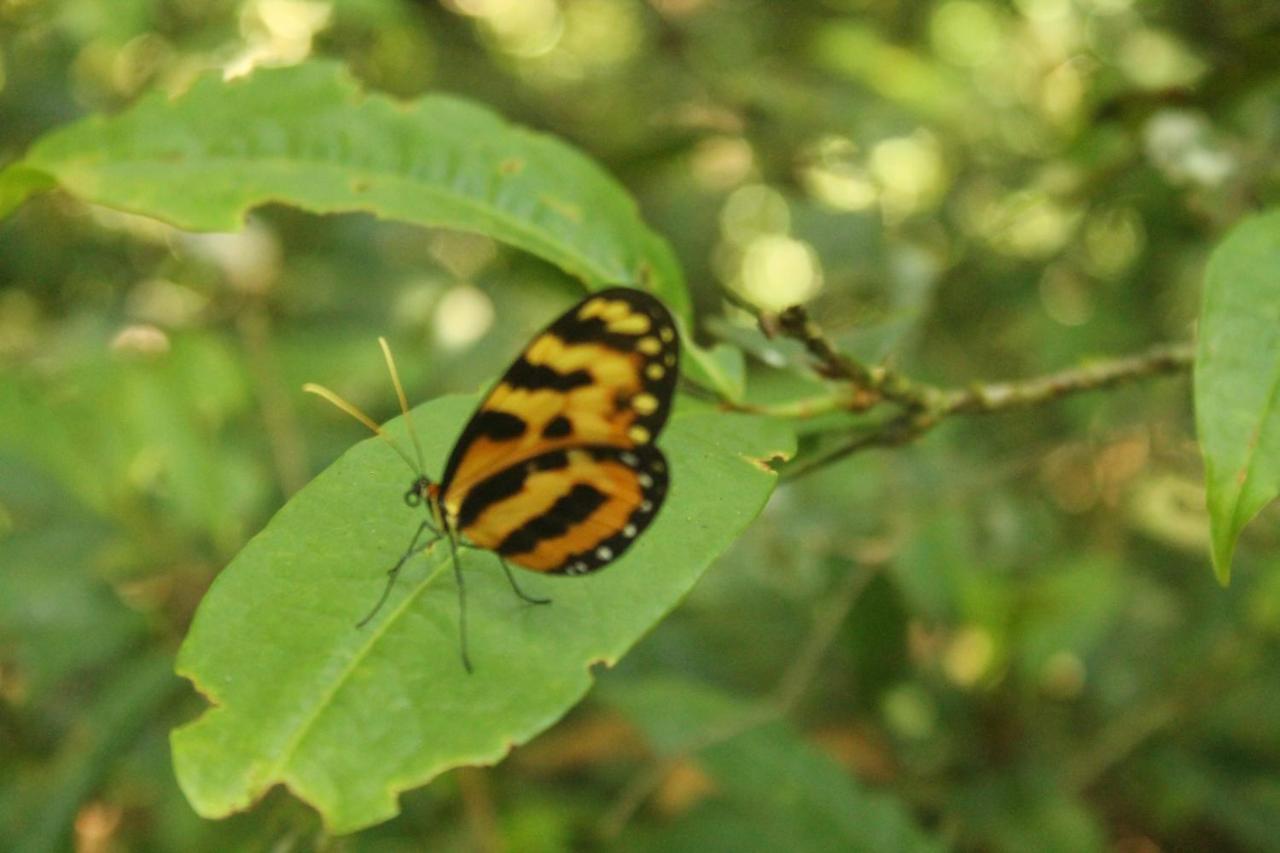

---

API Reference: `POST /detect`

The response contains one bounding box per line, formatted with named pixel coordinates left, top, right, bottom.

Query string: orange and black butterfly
left=305, top=287, right=679, bottom=671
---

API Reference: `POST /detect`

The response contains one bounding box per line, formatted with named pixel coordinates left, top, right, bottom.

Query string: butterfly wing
left=454, top=444, right=669, bottom=574
left=437, top=287, right=678, bottom=526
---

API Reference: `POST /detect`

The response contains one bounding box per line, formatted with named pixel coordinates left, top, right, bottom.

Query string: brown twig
left=456, top=767, right=503, bottom=853
left=771, top=305, right=933, bottom=410
left=937, top=342, right=1194, bottom=415
left=763, top=304, right=1194, bottom=480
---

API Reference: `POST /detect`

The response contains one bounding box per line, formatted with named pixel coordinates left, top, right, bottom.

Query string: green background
left=3, top=1, right=1279, bottom=850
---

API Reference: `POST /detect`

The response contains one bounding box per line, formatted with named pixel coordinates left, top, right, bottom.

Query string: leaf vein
left=269, top=551, right=453, bottom=781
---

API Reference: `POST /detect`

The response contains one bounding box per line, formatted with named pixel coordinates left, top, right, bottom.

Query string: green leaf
left=951, top=769, right=1106, bottom=853
left=680, top=335, right=746, bottom=403
left=0, top=652, right=178, bottom=853
left=0, top=517, right=148, bottom=703
left=1195, top=210, right=1280, bottom=583
left=171, top=396, right=794, bottom=832
left=0, top=165, right=55, bottom=220
left=603, top=676, right=941, bottom=853
left=0, top=61, right=689, bottom=322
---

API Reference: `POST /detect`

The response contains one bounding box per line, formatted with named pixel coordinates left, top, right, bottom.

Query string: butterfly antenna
left=302, top=382, right=420, bottom=474
left=378, top=336, right=427, bottom=476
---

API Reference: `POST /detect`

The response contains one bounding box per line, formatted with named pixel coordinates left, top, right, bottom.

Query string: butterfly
left=305, top=287, right=679, bottom=671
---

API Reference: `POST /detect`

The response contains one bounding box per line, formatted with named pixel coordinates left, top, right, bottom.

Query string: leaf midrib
left=1225, top=347, right=1280, bottom=539
left=268, top=550, right=453, bottom=782
left=266, top=410, right=717, bottom=780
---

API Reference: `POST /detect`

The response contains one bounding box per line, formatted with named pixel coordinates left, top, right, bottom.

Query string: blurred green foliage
left=2, top=0, right=1279, bottom=850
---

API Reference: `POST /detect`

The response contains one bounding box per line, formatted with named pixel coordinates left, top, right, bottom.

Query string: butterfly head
left=405, top=477, right=448, bottom=531
left=403, top=476, right=437, bottom=508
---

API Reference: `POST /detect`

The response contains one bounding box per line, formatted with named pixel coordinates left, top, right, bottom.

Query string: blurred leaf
left=0, top=165, right=54, bottom=220
left=0, top=61, right=690, bottom=322
left=844, top=573, right=910, bottom=706
left=808, top=24, right=966, bottom=121
left=1015, top=557, right=1126, bottom=681
left=604, top=676, right=941, bottom=853
left=171, top=396, right=794, bottom=832
left=0, top=512, right=147, bottom=702
left=891, top=511, right=973, bottom=622
left=0, top=651, right=178, bottom=853
left=1131, top=747, right=1280, bottom=852
left=953, top=770, right=1106, bottom=853
left=0, top=336, right=263, bottom=553
left=1195, top=209, right=1280, bottom=583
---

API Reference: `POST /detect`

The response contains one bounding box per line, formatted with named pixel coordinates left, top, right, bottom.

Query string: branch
left=761, top=305, right=1194, bottom=479
left=936, top=342, right=1194, bottom=415
left=769, top=305, right=933, bottom=410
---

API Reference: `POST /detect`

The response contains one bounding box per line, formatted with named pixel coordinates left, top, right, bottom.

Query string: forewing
left=438, top=287, right=678, bottom=519
left=455, top=444, right=669, bottom=574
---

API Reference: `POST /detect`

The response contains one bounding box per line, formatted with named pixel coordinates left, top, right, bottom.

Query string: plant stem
left=764, top=303, right=1194, bottom=479
left=937, top=342, right=1194, bottom=415
left=773, top=305, right=931, bottom=409
left=237, top=304, right=309, bottom=497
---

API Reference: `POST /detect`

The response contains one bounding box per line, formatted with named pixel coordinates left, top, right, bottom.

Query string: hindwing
left=456, top=444, right=669, bottom=574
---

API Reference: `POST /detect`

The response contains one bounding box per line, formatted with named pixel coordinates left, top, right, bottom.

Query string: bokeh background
left=3, top=0, right=1279, bottom=850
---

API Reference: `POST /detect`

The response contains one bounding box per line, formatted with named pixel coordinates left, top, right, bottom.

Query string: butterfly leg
left=447, top=533, right=474, bottom=674
left=356, top=519, right=440, bottom=629
left=498, top=557, right=552, bottom=605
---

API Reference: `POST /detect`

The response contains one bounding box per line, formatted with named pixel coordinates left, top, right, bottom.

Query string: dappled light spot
left=799, top=136, right=878, bottom=212
left=869, top=132, right=947, bottom=221
left=720, top=184, right=790, bottom=246
left=930, top=0, right=1005, bottom=67
left=690, top=136, right=754, bottom=191
left=434, top=284, right=496, bottom=350
left=737, top=234, right=823, bottom=312
left=942, top=625, right=996, bottom=687
left=111, top=324, right=171, bottom=359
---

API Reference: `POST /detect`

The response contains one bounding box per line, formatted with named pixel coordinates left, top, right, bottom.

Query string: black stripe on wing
left=438, top=287, right=679, bottom=492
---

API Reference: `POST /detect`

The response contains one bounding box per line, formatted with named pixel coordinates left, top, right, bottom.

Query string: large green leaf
left=170, top=395, right=794, bottom=832
left=1195, top=210, right=1280, bottom=583
left=0, top=62, right=689, bottom=320
left=603, top=676, right=941, bottom=853
left=0, top=61, right=755, bottom=398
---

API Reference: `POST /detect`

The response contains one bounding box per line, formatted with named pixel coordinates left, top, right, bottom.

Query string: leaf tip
left=1210, top=537, right=1234, bottom=586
